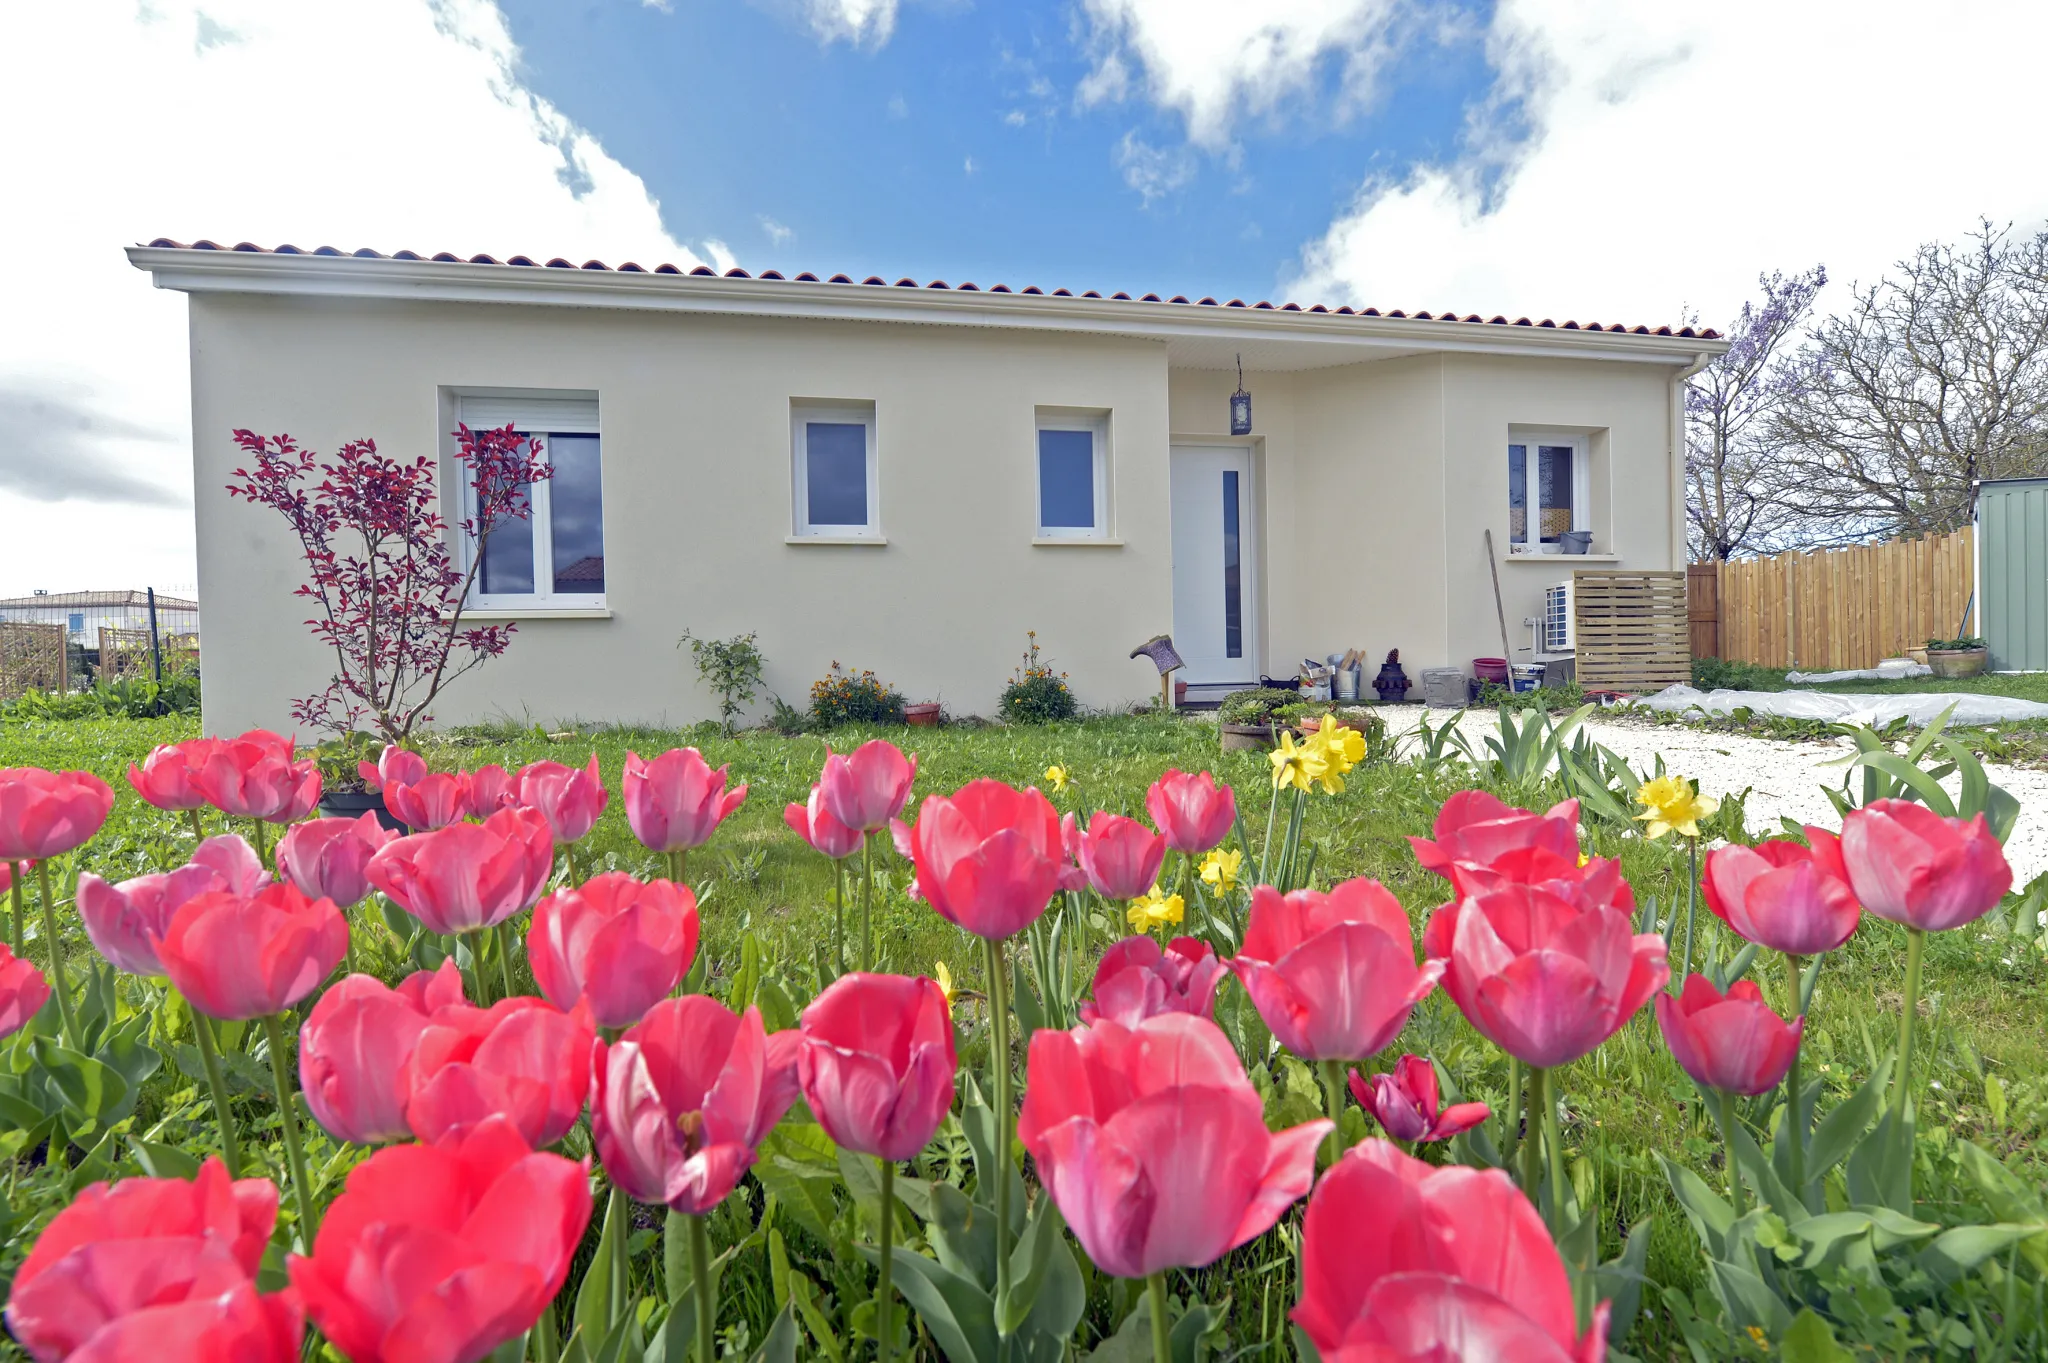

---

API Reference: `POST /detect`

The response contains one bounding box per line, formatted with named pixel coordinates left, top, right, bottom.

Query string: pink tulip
left=1703, top=833, right=1861, bottom=955
left=1425, top=883, right=1668, bottom=1070
left=797, top=973, right=957, bottom=1161
left=518, top=754, right=610, bottom=843
left=155, top=881, right=349, bottom=1021
left=819, top=739, right=917, bottom=833
left=1073, top=811, right=1168, bottom=901
left=894, top=779, right=1064, bottom=940
left=785, top=785, right=863, bottom=860
left=276, top=813, right=397, bottom=910
left=1839, top=799, right=2013, bottom=933
left=78, top=862, right=222, bottom=975
left=1229, top=879, right=1443, bottom=1063
left=622, top=748, right=748, bottom=853
left=1018, top=1012, right=1328, bottom=1279
left=529, top=873, right=699, bottom=1029
left=1079, top=935, right=1225, bottom=1028
left=191, top=833, right=269, bottom=895
left=193, top=730, right=321, bottom=823
left=406, top=995, right=594, bottom=1149
left=1348, top=1054, right=1491, bottom=1143
left=1410, top=790, right=1633, bottom=913
left=366, top=806, right=555, bottom=935
left=0, top=943, right=50, bottom=1038
left=361, top=744, right=428, bottom=792
left=126, top=739, right=220, bottom=813
left=0, top=767, right=115, bottom=861
left=299, top=970, right=443, bottom=1144
left=1294, top=1141, right=1605, bottom=1363
left=6, top=1157, right=301, bottom=1363
left=1656, top=975, right=1804, bottom=1096
left=591, top=996, right=801, bottom=1214
left=467, top=764, right=518, bottom=815
left=1144, top=769, right=1237, bottom=854
left=382, top=768, right=471, bottom=831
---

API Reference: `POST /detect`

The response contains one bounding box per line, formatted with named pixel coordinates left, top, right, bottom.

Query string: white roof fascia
left=126, top=247, right=1729, bottom=366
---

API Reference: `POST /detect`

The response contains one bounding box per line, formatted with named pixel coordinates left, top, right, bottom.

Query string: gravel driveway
left=1373, top=704, right=2048, bottom=886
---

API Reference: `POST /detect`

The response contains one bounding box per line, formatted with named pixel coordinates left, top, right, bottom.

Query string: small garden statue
left=1373, top=648, right=1410, bottom=703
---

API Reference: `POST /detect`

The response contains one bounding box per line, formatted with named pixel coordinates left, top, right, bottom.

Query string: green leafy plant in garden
left=809, top=662, right=906, bottom=727
left=1928, top=636, right=1988, bottom=651
left=680, top=630, right=767, bottom=738
left=999, top=632, right=1076, bottom=724
left=1216, top=688, right=1289, bottom=726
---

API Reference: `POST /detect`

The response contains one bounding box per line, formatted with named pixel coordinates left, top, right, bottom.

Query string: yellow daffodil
left=934, top=960, right=955, bottom=1012
left=1199, top=847, right=1242, bottom=894
left=1044, top=764, right=1071, bottom=793
left=1127, top=884, right=1186, bottom=934
left=1634, top=774, right=1719, bottom=840
left=1269, top=731, right=1315, bottom=793
left=1306, top=714, right=1367, bottom=771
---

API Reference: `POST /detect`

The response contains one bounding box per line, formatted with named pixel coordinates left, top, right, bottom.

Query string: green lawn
left=1, top=711, right=2043, bottom=1357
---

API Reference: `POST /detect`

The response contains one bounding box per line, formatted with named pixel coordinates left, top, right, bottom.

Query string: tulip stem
left=34, top=861, right=78, bottom=1050
left=688, top=1210, right=716, bottom=1363
left=187, top=808, right=205, bottom=846
left=1501, top=1058, right=1524, bottom=1173
left=860, top=835, right=875, bottom=972
left=251, top=818, right=269, bottom=870
left=189, top=1008, right=243, bottom=1178
left=876, top=1158, right=896, bottom=1363
left=1259, top=782, right=1281, bottom=884
left=1318, top=1059, right=1347, bottom=1166
left=983, top=935, right=1015, bottom=1336
left=668, top=849, right=686, bottom=885
left=834, top=858, right=847, bottom=969
left=1783, top=951, right=1807, bottom=1206
left=1715, top=1088, right=1747, bottom=1217
left=532, top=1299, right=560, bottom=1363
left=498, top=921, right=518, bottom=1002
left=1145, top=1272, right=1172, bottom=1363
left=1890, top=925, right=1926, bottom=1200
left=7, top=860, right=23, bottom=954
left=1680, top=837, right=1699, bottom=982
left=262, top=1012, right=320, bottom=1251
left=1520, top=1068, right=1546, bottom=1199
left=1543, top=1073, right=1568, bottom=1217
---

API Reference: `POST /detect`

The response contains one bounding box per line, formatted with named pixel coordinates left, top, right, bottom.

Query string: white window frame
left=790, top=401, right=882, bottom=541
left=1508, top=429, right=1591, bottom=555
left=1033, top=408, right=1112, bottom=541
left=457, top=393, right=606, bottom=609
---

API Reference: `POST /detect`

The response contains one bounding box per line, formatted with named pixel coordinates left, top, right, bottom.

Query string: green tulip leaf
left=573, top=1188, right=625, bottom=1346
left=999, top=1193, right=1064, bottom=1335
left=1955, top=1140, right=2048, bottom=1274
left=860, top=1243, right=997, bottom=1363
left=1660, top=1154, right=1735, bottom=1261
left=1592, top=1215, right=1653, bottom=1342
left=1917, top=1223, right=2044, bottom=1284
left=1707, top=1257, right=1794, bottom=1338
left=1778, top=1308, right=1853, bottom=1363
left=32, top=1037, right=127, bottom=1130
left=1804, top=1058, right=1890, bottom=1182
left=128, top=1136, right=202, bottom=1180
left=745, top=1304, right=800, bottom=1363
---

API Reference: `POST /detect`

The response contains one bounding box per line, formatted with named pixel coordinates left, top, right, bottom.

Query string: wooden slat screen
left=1574, top=570, right=1691, bottom=690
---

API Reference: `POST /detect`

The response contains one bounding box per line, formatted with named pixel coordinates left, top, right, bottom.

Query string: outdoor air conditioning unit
left=1543, top=581, right=1575, bottom=653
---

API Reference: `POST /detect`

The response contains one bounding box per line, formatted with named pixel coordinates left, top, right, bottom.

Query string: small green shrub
left=809, top=662, right=906, bottom=728
left=1, top=669, right=202, bottom=722
left=1689, top=656, right=1786, bottom=691
left=1217, top=688, right=1291, bottom=725
left=312, top=732, right=386, bottom=792
left=1478, top=679, right=1587, bottom=711
left=999, top=632, right=1077, bottom=724
left=1927, top=635, right=1987, bottom=651
left=679, top=630, right=766, bottom=737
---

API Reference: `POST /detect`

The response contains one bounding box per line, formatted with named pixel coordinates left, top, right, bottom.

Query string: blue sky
left=494, top=0, right=1496, bottom=301
left=4, top=0, right=2047, bottom=590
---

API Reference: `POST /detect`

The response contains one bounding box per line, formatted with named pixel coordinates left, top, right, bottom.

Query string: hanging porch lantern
left=1230, top=354, right=1252, bottom=435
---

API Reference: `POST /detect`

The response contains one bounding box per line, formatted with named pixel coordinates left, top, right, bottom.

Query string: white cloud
left=801, top=0, right=897, bottom=49
left=1114, top=131, right=1197, bottom=205
left=1287, top=1, right=2048, bottom=329
left=963, top=155, right=976, bottom=175
left=1003, top=109, right=1027, bottom=128
left=887, top=93, right=909, bottom=119
left=1077, top=0, right=1409, bottom=150
left=0, top=0, right=714, bottom=595
left=760, top=217, right=795, bottom=246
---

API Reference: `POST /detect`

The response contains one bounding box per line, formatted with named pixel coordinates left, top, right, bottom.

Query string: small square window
left=1508, top=431, right=1587, bottom=551
left=792, top=402, right=880, bottom=539
left=456, top=393, right=605, bottom=607
left=1035, top=410, right=1110, bottom=539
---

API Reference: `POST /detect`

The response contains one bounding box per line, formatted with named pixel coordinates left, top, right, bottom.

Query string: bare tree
left=1686, top=265, right=1826, bottom=560
left=1771, top=222, right=2048, bottom=538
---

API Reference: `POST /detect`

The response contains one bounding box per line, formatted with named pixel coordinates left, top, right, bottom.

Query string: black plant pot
left=1373, top=663, right=1411, bottom=703
left=317, top=789, right=409, bottom=834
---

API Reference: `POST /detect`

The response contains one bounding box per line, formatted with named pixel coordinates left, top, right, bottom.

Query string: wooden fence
left=0, top=622, right=67, bottom=701
left=1693, top=529, right=1975, bottom=671
left=1574, top=570, right=1691, bottom=690
left=98, top=627, right=199, bottom=686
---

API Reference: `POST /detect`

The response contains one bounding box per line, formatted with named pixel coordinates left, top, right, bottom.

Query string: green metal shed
left=1978, top=477, right=2048, bottom=671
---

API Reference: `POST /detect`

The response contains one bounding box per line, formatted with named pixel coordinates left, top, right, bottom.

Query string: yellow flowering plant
left=1043, top=764, right=1071, bottom=794
left=1634, top=772, right=1720, bottom=980
left=1199, top=847, right=1241, bottom=895
left=1127, top=884, right=1185, bottom=935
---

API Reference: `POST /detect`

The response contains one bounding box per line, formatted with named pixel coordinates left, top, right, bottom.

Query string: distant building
left=0, top=591, right=201, bottom=644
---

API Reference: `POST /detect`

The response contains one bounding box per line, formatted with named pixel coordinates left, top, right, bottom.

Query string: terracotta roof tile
left=135, top=240, right=1719, bottom=339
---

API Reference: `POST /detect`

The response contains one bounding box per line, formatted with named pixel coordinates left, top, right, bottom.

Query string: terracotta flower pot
left=905, top=702, right=942, bottom=728
left=1220, top=722, right=1277, bottom=752
left=1927, top=647, right=1988, bottom=679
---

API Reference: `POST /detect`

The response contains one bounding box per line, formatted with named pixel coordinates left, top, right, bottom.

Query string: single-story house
left=0, top=590, right=201, bottom=646
left=129, top=239, right=1725, bottom=734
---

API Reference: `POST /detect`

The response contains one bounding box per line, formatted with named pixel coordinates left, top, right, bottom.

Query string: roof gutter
left=127, top=247, right=1731, bottom=369
left=1669, top=349, right=1716, bottom=569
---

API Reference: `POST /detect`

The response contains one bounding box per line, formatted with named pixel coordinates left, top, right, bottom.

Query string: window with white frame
left=1508, top=431, right=1589, bottom=552
left=1034, top=409, right=1111, bottom=539
left=791, top=401, right=880, bottom=539
left=458, top=393, right=606, bottom=607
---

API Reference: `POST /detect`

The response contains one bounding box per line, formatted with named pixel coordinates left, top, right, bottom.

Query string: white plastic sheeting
left=1639, top=685, right=2048, bottom=728
left=1784, top=661, right=1931, bottom=684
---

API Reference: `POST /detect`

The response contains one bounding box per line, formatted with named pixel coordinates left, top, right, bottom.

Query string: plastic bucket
left=1473, top=657, right=1509, bottom=684
left=1509, top=663, right=1545, bottom=693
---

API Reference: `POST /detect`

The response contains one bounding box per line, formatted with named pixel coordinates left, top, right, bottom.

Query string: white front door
left=1170, top=444, right=1258, bottom=686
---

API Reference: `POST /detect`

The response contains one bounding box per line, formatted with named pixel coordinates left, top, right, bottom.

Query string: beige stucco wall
left=188, top=295, right=1177, bottom=734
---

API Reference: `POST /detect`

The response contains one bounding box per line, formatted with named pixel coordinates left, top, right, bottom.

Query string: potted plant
left=1925, top=635, right=1989, bottom=679
left=1217, top=688, right=1288, bottom=750
left=905, top=701, right=942, bottom=728
left=228, top=422, right=551, bottom=818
